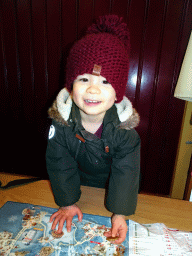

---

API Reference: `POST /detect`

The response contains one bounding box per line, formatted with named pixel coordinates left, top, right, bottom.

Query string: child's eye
left=80, top=78, right=89, bottom=82
left=102, top=80, right=110, bottom=84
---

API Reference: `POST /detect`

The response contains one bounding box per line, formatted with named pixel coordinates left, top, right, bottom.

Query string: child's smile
left=84, top=99, right=101, bottom=106
left=72, top=73, right=117, bottom=122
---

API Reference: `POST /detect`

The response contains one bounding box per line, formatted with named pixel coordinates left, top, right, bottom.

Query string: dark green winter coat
left=46, top=88, right=140, bottom=216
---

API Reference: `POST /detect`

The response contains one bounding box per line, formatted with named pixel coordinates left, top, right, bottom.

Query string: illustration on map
left=0, top=202, right=129, bottom=255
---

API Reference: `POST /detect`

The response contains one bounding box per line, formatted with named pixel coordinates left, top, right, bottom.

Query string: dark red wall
left=0, top=0, right=191, bottom=195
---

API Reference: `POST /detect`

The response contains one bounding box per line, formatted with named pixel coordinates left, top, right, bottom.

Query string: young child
left=46, top=15, right=140, bottom=244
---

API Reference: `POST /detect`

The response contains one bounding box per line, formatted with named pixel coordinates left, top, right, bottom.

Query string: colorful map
left=0, top=202, right=129, bottom=256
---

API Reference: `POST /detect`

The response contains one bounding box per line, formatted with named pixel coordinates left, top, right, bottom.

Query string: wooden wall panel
left=17, top=0, right=34, bottom=125
left=111, top=0, right=130, bottom=21
left=127, top=0, right=147, bottom=104
left=0, top=10, right=8, bottom=119
left=141, top=0, right=189, bottom=194
left=136, top=0, right=165, bottom=146
left=78, top=0, right=94, bottom=39
left=0, top=0, right=191, bottom=195
left=159, top=0, right=192, bottom=194
left=60, top=0, right=77, bottom=87
left=1, top=0, right=20, bottom=122
left=93, top=0, right=111, bottom=18
left=31, top=0, right=48, bottom=133
left=47, top=0, right=61, bottom=100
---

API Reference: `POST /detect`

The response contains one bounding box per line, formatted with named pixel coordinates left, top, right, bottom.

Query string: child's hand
left=49, top=204, right=83, bottom=234
left=104, top=214, right=128, bottom=244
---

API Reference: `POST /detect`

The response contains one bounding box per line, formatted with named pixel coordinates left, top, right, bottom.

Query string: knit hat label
left=92, top=64, right=102, bottom=76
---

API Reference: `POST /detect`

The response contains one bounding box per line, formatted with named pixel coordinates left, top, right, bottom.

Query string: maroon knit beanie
left=65, top=15, right=130, bottom=103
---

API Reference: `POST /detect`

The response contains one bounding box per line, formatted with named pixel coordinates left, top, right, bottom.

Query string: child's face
left=72, top=74, right=117, bottom=121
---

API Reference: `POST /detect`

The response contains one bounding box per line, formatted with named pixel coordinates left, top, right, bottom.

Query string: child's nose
left=86, top=83, right=101, bottom=94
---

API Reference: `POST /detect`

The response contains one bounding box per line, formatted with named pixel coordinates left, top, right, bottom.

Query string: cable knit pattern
left=64, top=15, right=130, bottom=103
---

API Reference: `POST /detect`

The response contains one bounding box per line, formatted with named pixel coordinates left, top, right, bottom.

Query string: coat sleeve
left=106, top=129, right=140, bottom=216
left=46, top=121, right=81, bottom=207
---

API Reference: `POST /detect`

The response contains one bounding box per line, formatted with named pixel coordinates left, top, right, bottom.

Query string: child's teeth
left=86, top=100, right=99, bottom=103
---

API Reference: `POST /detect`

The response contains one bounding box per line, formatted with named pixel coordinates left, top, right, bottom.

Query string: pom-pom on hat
left=65, top=15, right=130, bottom=103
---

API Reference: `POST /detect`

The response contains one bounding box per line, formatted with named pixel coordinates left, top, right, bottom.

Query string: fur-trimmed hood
left=48, top=88, right=140, bottom=130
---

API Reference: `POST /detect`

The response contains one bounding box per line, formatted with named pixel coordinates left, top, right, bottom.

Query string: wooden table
left=1, top=173, right=192, bottom=231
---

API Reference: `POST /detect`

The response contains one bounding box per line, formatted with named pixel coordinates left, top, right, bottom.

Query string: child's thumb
left=111, top=224, right=118, bottom=237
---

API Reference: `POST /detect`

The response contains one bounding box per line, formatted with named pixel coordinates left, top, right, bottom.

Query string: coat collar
left=48, top=88, right=140, bottom=130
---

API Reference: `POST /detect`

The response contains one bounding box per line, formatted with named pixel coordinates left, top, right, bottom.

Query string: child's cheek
left=71, top=89, right=78, bottom=104
left=72, top=86, right=84, bottom=108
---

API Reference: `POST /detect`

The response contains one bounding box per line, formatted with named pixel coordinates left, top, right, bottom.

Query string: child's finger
left=113, top=231, right=126, bottom=244
left=51, top=215, right=62, bottom=230
left=77, top=210, right=83, bottom=222
left=56, top=218, right=66, bottom=233
left=49, top=211, right=59, bottom=222
left=113, top=225, right=127, bottom=244
left=103, top=228, right=111, bottom=237
left=66, top=217, right=73, bottom=232
left=103, top=230, right=112, bottom=237
left=113, top=237, right=124, bottom=244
